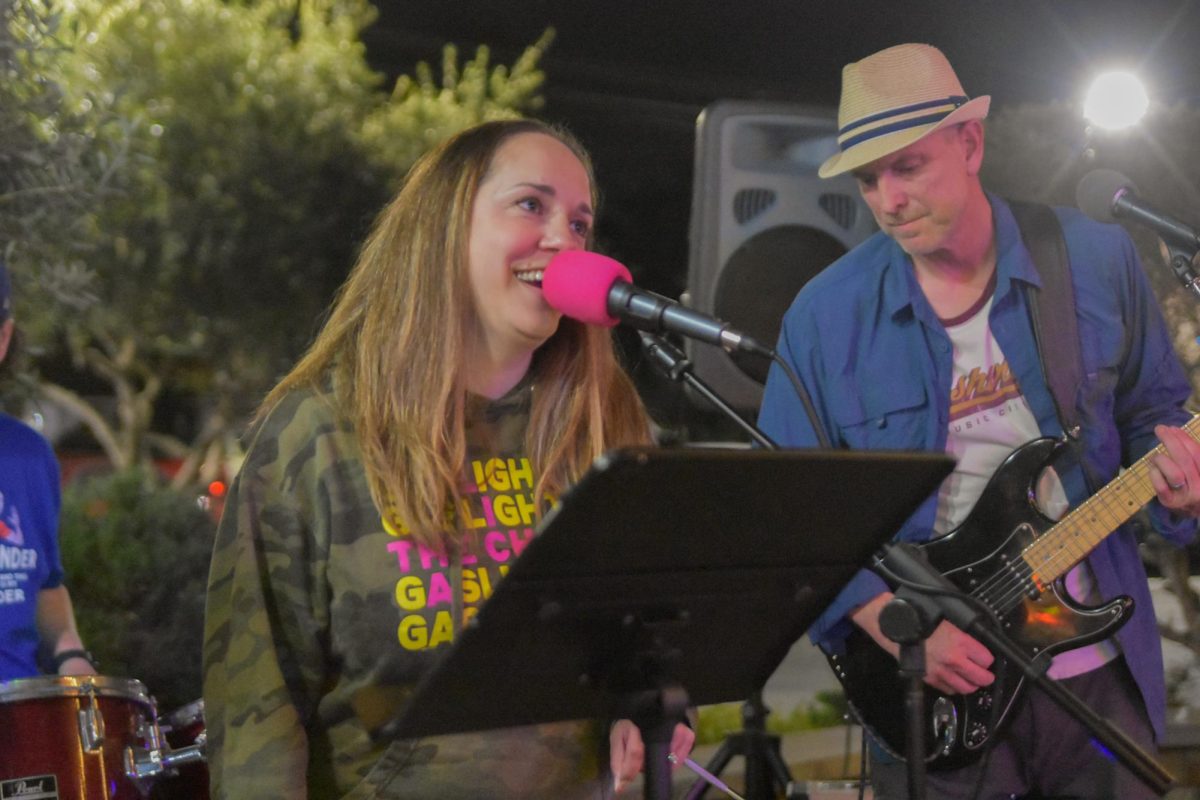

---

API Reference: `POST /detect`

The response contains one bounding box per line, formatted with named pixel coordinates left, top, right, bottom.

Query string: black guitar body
left=826, top=436, right=1133, bottom=771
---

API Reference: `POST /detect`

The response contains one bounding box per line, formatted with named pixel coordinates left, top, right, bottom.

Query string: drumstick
left=667, top=753, right=746, bottom=800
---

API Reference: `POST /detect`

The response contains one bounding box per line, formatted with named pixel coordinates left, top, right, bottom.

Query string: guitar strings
left=973, top=467, right=1143, bottom=615
left=926, top=417, right=1200, bottom=621
left=965, top=427, right=1191, bottom=617
left=984, top=465, right=1152, bottom=614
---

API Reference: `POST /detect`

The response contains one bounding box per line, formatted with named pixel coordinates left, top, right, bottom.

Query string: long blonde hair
left=261, top=120, right=651, bottom=548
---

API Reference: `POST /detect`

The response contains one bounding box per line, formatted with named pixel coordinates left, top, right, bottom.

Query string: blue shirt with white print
left=0, top=412, right=64, bottom=680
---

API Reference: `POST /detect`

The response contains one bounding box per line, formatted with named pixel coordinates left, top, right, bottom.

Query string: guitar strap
left=1007, top=200, right=1084, bottom=439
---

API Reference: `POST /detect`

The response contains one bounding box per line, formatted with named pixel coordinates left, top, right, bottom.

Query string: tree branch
left=36, top=381, right=126, bottom=468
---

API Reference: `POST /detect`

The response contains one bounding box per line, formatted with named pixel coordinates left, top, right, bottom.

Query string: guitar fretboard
left=1021, top=415, right=1200, bottom=584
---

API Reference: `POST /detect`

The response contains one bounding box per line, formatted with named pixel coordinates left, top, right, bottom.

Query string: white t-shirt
left=935, top=294, right=1116, bottom=679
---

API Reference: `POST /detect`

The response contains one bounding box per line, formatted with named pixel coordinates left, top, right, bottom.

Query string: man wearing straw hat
left=0, top=260, right=98, bottom=680
left=759, top=44, right=1200, bottom=798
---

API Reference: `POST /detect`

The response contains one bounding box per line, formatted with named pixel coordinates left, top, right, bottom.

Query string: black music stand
left=390, top=446, right=953, bottom=799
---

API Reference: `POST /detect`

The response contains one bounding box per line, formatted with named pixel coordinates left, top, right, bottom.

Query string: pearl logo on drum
left=0, top=775, right=58, bottom=800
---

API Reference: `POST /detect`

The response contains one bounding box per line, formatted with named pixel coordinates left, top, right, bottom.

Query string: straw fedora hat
left=818, top=43, right=991, bottom=178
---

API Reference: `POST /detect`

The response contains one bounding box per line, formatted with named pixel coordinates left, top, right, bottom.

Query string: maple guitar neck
left=1022, top=416, right=1200, bottom=585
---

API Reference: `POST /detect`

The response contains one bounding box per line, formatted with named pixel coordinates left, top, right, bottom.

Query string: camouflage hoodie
left=203, top=378, right=607, bottom=798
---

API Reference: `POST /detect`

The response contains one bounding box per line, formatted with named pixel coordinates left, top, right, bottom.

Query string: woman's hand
left=609, top=718, right=696, bottom=794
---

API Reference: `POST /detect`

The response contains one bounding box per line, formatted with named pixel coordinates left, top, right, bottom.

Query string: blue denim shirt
left=758, top=194, right=1197, bottom=738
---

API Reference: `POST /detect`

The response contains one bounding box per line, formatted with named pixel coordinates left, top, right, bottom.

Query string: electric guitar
left=826, top=422, right=1196, bottom=771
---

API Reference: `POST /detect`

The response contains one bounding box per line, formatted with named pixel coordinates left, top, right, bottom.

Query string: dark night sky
left=365, top=0, right=1200, bottom=292
left=363, top=0, right=1200, bottom=431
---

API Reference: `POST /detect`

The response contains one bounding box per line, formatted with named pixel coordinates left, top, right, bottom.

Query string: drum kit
left=0, top=674, right=209, bottom=800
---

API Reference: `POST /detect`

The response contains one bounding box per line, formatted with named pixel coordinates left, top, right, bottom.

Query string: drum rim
left=0, top=674, right=153, bottom=705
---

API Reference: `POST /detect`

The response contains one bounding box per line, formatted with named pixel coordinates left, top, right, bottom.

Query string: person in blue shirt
left=759, top=43, right=1200, bottom=799
left=0, top=260, right=97, bottom=681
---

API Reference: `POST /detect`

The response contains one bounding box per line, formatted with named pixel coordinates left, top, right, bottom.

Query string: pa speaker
left=684, top=101, right=876, bottom=411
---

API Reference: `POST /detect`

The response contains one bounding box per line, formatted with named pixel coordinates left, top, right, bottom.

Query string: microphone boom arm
left=638, top=333, right=778, bottom=450
left=1163, top=243, right=1200, bottom=300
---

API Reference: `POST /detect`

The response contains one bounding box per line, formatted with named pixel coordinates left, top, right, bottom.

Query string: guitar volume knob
left=965, top=723, right=988, bottom=748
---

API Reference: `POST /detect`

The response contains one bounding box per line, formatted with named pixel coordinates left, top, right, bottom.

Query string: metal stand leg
left=685, top=692, right=807, bottom=800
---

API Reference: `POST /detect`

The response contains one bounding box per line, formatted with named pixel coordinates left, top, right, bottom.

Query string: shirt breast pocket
left=830, top=381, right=929, bottom=451
left=1078, top=365, right=1118, bottom=423
left=1076, top=313, right=1126, bottom=421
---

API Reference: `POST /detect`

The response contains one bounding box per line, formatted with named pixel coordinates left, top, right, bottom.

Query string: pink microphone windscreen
left=541, top=251, right=632, bottom=327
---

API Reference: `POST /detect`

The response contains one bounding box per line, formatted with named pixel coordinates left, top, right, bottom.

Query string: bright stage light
left=1084, top=71, right=1149, bottom=130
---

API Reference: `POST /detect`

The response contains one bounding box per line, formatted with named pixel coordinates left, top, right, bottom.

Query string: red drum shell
left=0, top=675, right=156, bottom=800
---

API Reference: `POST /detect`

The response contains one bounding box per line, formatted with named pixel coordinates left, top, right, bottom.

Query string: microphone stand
left=875, top=589, right=939, bottom=800
left=874, top=543, right=1175, bottom=798
left=1163, top=242, right=1200, bottom=300
left=638, top=332, right=806, bottom=800
left=643, top=320, right=933, bottom=797
left=639, top=332, right=775, bottom=450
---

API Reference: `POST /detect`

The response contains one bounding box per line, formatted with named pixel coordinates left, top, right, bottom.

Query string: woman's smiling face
left=465, top=131, right=595, bottom=365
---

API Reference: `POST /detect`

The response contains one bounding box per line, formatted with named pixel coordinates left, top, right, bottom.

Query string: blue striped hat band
left=837, top=95, right=968, bottom=152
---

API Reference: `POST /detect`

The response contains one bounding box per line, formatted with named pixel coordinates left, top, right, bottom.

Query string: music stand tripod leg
left=762, top=741, right=806, bottom=800
left=686, top=691, right=803, bottom=800
left=685, top=737, right=735, bottom=800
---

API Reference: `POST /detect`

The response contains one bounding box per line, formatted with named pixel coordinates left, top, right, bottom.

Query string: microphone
left=541, top=251, right=774, bottom=357
left=1076, top=169, right=1200, bottom=252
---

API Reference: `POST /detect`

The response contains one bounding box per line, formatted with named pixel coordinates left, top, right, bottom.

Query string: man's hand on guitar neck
left=851, top=592, right=996, bottom=695
left=1150, top=424, right=1200, bottom=517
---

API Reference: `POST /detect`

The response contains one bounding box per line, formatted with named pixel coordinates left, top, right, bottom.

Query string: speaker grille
left=818, top=192, right=860, bottom=230
left=714, top=224, right=849, bottom=384
left=732, top=188, right=777, bottom=225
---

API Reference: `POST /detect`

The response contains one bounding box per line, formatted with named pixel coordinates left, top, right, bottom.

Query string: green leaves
left=364, top=28, right=553, bottom=174
left=4, top=0, right=549, bottom=477
left=58, top=467, right=216, bottom=707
